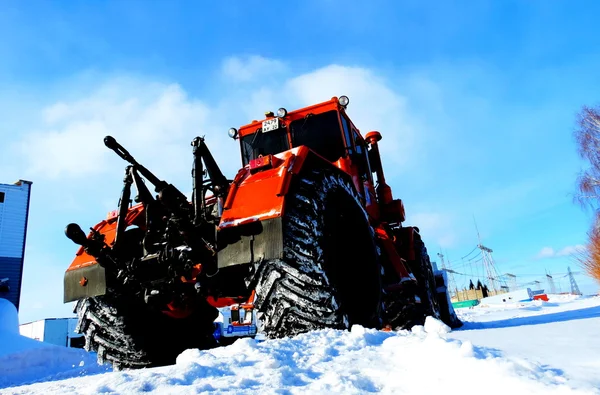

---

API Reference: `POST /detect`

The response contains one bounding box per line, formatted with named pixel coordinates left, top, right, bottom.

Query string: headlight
left=228, top=128, right=238, bottom=139
left=277, top=107, right=287, bottom=118
left=339, top=95, right=349, bottom=107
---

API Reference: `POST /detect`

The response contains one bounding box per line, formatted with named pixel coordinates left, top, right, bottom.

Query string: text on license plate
left=262, top=118, right=280, bottom=132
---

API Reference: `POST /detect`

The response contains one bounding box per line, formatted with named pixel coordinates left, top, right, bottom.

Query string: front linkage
left=65, top=135, right=230, bottom=316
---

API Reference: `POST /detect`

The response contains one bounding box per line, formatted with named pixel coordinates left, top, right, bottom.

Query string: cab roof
left=237, top=96, right=350, bottom=138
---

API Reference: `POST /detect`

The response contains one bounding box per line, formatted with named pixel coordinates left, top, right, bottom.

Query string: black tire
left=75, top=294, right=218, bottom=370
left=245, top=168, right=382, bottom=339
left=74, top=229, right=218, bottom=370
left=382, top=232, right=441, bottom=330
left=381, top=283, right=423, bottom=330
left=413, top=239, right=442, bottom=321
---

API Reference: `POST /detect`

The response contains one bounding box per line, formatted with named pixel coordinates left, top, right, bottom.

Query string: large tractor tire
left=433, top=271, right=463, bottom=329
left=246, top=168, right=383, bottom=338
left=381, top=282, right=423, bottom=330
left=73, top=228, right=218, bottom=370
left=382, top=233, right=441, bottom=330
left=75, top=293, right=218, bottom=370
left=412, top=238, right=442, bottom=321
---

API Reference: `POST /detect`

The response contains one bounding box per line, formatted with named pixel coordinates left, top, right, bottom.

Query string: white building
left=0, top=180, right=32, bottom=311
left=19, top=318, right=85, bottom=348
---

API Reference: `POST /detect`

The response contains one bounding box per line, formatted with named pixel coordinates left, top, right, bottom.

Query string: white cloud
left=535, top=245, right=586, bottom=260
left=220, top=63, right=419, bottom=173
left=407, top=212, right=457, bottom=248
left=536, top=247, right=556, bottom=259
left=284, top=65, right=416, bottom=169
left=15, top=82, right=214, bottom=181
left=221, top=55, right=287, bottom=82
left=557, top=245, right=586, bottom=257
left=9, top=59, right=422, bottom=198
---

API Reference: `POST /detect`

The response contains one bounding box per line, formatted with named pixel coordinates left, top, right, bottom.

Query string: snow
left=0, top=298, right=19, bottom=334
left=0, top=299, right=108, bottom=389
left=2, top=294, right=599, bottom=394
left=424, top=315, right=451, bottom=334
left=449, top=294, right=600, bottom=392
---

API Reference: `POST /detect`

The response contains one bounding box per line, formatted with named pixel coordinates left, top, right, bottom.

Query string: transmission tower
left=568, top=267, right=582, bottom=295
left=505, top=273, right=518, bottom=291
left=474, top=217, right=506, bottom=292
left=437, top=252, right=458, bottom=297
left=545, top=270, right=557, bottom=294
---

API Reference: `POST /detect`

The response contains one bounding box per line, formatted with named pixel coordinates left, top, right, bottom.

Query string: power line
left=460, top=245, right=479, bottom=260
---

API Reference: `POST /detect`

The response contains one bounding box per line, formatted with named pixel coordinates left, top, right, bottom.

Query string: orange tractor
left=64, top=96, right=461, bottom=369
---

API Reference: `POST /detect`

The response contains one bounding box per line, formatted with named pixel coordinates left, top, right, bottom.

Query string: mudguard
left=64, top=263, right=108, bottom=303
left=216, top=146, right=355, bottom=269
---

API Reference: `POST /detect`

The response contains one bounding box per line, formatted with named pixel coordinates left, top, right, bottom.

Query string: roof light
left=339, top=95, right=350, bottom=107
left=228, top=128, right=238, bottom=139
left=277, top=107, right=287, bottom=118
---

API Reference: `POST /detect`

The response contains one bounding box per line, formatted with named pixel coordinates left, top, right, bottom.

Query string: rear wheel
left=382, top=232, right=441, bottom=330
left=75, top=294, right=218, bottom=370
left=412, top=238, right=442, bottom=321
left=381, top=283, right=423, bottom=330
left=74, top=229, right=219, bottom=370
left=246, top=168, right=382, bottom=338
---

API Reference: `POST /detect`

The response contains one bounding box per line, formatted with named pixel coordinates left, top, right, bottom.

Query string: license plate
left=262, top=118, right=280, bottom=133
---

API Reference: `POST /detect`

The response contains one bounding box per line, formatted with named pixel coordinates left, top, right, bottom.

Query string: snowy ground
left=449, top=294, right=600, bottom=392
left=1, top=294, right=599, bottom=394
left=0, top=298, right=108, bottom=391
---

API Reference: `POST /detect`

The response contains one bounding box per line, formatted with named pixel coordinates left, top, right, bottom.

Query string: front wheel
left=245, top=168, right=383, bottom=339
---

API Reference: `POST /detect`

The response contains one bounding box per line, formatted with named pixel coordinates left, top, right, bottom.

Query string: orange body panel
left=218, top=146, right=309, bottom=229
left=66, top=203, right=146, bottom=272
left=375, top=227, right=411, bottom=280
left=219, top=167, right=285, bottom=228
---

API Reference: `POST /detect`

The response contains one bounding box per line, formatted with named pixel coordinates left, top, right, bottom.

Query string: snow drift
left=3, top=295, right=600, bottom=394
left=0, top=298, right=108, bottom=389
left=5, top=319, right=596, bottom=394
left=0, top=298, right=19, bottom=334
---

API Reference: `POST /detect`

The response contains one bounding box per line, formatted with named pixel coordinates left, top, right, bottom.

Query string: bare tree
left=574, top=105, right=600, bottom=210
left=574, top=225, right=600, bottom=284
left=573, top=105, right=600, bottom=285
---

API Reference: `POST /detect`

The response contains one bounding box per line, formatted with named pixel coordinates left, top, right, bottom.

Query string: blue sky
left=1, top=0, right=599, bottom=323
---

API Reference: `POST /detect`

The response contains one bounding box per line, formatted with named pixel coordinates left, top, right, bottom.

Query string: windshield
left=240, top=128, right=290, bottom=166
left=290, top=110, right=346, bottom=162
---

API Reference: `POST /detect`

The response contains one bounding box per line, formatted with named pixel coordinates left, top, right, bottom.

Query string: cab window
left=240, top=128, right=290, bottom=166
left=352, top=130, right=372, bottom=182
left=340, top=114, right=354, bottom=155
left=290, top=110, right=346, bottom=162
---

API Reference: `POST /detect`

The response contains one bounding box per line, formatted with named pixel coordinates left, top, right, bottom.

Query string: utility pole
left=568, top=267, right=582, bottom=295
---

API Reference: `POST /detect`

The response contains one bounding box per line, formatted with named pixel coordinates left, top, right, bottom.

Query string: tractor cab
left=229, top=96, right=376, bottom=200
left=230, top=96, right=369, bottom=176
left=225, top=95, right=403, bottom=226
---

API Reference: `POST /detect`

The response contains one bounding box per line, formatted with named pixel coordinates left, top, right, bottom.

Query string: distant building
left=19, top=317, right=85, bottom=348
left=0, top=180, right=32, bottom=311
